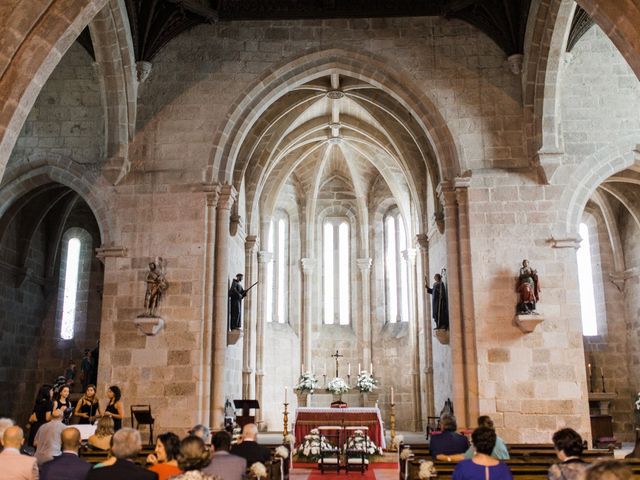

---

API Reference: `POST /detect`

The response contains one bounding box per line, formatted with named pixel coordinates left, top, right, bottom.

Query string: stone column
left=300, top=258, right=316, bottom=369
left=198, top=187, right=218, bottom=423
left=255, top=250, right=272, bottom=425
left=403, top=248, right=422, bottom=430
left=437, top=181, right=467, bottom=426
left=356, top=258, right=373, bottom=370
left=243, top=235, right=259, bottom=398
left=454, top=177, right=479, bottom=424
left=416, top=233, right=435, bottom=417
left=210, top=184, right=237, bottom=429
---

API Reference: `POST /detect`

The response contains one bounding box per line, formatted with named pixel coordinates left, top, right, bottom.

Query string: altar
left=294, top=407, right=386, bottom=448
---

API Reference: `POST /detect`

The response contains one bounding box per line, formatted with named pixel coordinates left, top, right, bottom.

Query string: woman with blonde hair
left=88, top=416, right=115, bottom=450
left=74, top=384, right=101, bottom=424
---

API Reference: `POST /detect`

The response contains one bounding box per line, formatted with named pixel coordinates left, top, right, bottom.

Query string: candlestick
left=600, top=367, right=604, bottom=376
left=588, top=363, right=591, bottom=377
left=347, top=373, right=351, bottom=386
left=282, top=401, right=289, bottom=441
left=323, top=373, right=327, bottom=386
left=601, top=374, right=606, bottom=393
left=324, top=363, right=327, bottom=376
left=389, top=402, right=397, bottom=451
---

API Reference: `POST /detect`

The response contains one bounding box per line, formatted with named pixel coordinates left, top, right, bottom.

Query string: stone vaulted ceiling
left=78, top=0, right=534, bottom=62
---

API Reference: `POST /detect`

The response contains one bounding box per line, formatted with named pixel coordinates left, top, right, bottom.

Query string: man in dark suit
left=203, top=431, right=246, bottom=480
left=230, top=423, right=271, bottom=467
left=430, top=414, right=470, bottom=461
left=40, top=427, right=91, bottom=480
left=86, top=428, right=158, bottom=480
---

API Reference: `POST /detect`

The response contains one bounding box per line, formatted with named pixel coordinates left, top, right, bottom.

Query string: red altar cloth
left=294, top=407, right=386, bottom=448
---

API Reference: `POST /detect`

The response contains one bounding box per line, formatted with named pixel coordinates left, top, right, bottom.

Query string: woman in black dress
left=74, top=384, right=101, bottom=424
left=104, top=385, right=124, bottom=431
left=52, top=385, right=74, bottom=425
left=27, top=384, right=53, bottom=446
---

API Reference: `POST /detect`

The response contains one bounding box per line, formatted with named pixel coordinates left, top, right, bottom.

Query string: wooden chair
left=344, top=426, right=370, bottom=474
left=317, top=426, right=342, bottom=474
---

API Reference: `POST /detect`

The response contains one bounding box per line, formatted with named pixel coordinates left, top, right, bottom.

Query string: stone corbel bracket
left=95, top=245, right=128, bottom=263
left=434, top=328, right=450, bottom=345
left=513, top=314, right=544, bottom=333
left=134, top=316, right=165, bottom=336
left=228, top=329, right=243, bottom=346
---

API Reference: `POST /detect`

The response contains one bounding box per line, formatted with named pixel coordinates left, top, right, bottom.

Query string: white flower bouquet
left=326, top=376, right=350, bottom=395
left=294, top=428, right=337, bottom=461
left=295, top=371, right=319, bottom=394
left=249, top=462, right=268, bottom=479
left=355, top=371, right=377, bottom=393
left=400, top=448, right=413, bottom=460
left=343, top=429, right=383, bottom=456
left=275, top=445, right=289, bottom=459
left=418, top=460, right=437, bottom=479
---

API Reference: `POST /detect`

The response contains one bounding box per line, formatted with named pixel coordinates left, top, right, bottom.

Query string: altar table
left=294, top=407, right=386, bottom=448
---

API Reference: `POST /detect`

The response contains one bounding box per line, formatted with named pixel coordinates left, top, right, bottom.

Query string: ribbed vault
left=236, top=73, right=438, bottom=239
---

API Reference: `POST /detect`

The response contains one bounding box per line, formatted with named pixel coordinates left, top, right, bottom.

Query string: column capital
left=257, top=251, right=273, bottom=264
left=245, top=235, right=259, bottom=253
left=416, top=233, right=428, bottom=250
left=402, top=249, right=417, bottom=265
left=217, top=184, right=237, bottom=210
left=436, top=180, right=456, bottom=205
left=356, top=258, right=372, bottom=272
left=300, top=258, right=316, bottom=274
left=454, top=176, right=472, bottom=190
left=204, top=185, right=220, bottom=207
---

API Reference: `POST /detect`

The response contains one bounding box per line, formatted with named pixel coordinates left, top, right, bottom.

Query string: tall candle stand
left=347, top=374, right=351, bottom=387
left=389, top=403, right=397, bottom=451
left=323, top=374, right=327, bottom=386
left=282, top=402, right=289, bottom=441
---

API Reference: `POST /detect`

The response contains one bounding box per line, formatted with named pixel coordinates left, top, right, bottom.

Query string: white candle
left=358, top=363, right=361, bottom=374
left=302, top=363, right=305, bottom=374
left=324, top=363, right=327, bottom=375
left=370, top=362, right=373, bottom=374
left=312, top=363, right=315, bottom=373
left=348, top=363, right=351, bottom=375
left=391, top=387, right=394, bottom=404
left=285, top=387, right=288, bottom=403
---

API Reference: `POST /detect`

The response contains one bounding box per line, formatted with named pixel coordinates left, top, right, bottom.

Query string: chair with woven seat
left=344, top=426, right=370, bottom=474
left=317, top=426, right=343, bottom=474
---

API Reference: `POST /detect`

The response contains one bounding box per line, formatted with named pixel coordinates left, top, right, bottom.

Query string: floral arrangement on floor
left=295, top=371, right=319, bottom=394
left=418, top=460, right=437, bottom=479
left=294, top=428, right=337, bottom=461
left=355, top=371, right=377, bottom=393
left=343, top=429, right=383, bottom=456
left=326, top=376, right=350, bottom=395
left=231, top=426, right=242, bottom=445
left=275, top=445, right=289, bottom=459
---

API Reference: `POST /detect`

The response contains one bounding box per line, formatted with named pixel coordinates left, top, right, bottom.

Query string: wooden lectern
left=234, top=399, right=260, bottom=428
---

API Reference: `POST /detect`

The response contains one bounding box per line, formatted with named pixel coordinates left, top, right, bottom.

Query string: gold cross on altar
left=331, top=350, right=343, bottom=377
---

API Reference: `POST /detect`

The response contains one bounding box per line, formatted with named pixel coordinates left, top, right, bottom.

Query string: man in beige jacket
left=0, top=425, right=39, bottom=479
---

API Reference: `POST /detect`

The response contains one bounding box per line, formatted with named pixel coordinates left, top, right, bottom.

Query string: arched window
left=384, top=211, right=409, bottom=323
left=577, top=222, right=598, bottom=336
left=60, top=237, right=82, bottom=339
left=323, top=218, right=350, bottom=325
left=266, top=212, right=288, bottom=324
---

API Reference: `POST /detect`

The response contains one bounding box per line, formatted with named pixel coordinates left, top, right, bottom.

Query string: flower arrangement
left=231, top=426, right=242, bottom=445
left=418, top=460, right=437, bottom=479
left=275, top=445, right=289, bottom=459
left=343, top=430, right=383, bottom=456
left=355, top=371, right=377, bottom=393
left=284, top=433, right=295, bottom=445
left=295, top=371, right=319, bottom=394
left=326, top=376, right=350, bottom=395
left=249, top=462, right=268, bottom=479
left=295, top=428, right=336, bottom=460
left=400, top=448, right=413, bottom=461
left=391, top=434, right=404, bottom=450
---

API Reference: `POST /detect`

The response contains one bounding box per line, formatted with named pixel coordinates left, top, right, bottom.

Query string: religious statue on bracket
left=426, top=268, right=449, bottom=330
left=516, top=259, right=541, bottom=314
left=228, top=273, right=257, bottom=331
left=135, top=257, right=169, bottom=336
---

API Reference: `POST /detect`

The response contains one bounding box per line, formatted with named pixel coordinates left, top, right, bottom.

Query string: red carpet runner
left=292, top=462, right=398, bottom=480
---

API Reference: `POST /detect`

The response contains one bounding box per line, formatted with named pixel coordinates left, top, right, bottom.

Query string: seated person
left=230, top=423, right=271, bottom=466
left=448, top=415, right=509, bottom=461
left=585, top=459, right=633, bottom=480
left=88, top=416, right=114, bottom=451
left=548, top=428, right=588, bottom=480
left=430, top=414, right=470, bottom=461
left=202, top=431, right=246, bottom=480
left=452, top=427, right=512, bottom=480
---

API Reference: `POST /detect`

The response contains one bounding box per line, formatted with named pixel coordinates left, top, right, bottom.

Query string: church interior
left=2, top=0, right=640, bottom=453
